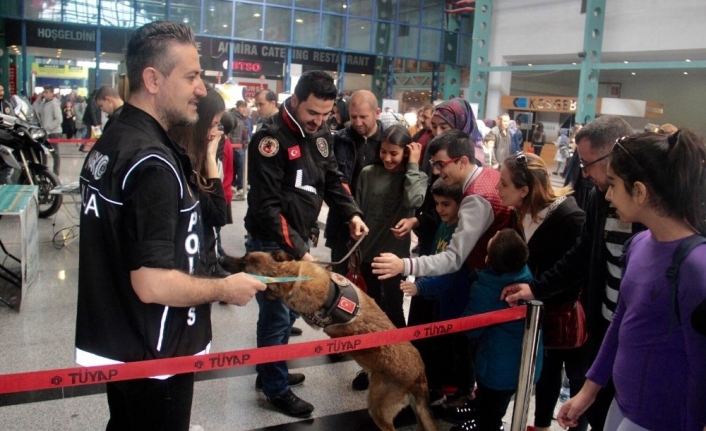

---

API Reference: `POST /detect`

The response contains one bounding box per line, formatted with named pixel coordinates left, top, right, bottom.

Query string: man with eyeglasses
left=373, top=129, right=512, bottom=284
left=501, top=115, right=643, bottom=431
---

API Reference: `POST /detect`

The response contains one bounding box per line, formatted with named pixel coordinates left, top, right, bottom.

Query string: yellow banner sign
left=32, top=64, right=88, bottom=79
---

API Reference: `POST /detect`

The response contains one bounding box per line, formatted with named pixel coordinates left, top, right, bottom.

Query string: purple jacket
left=586, top=231, right=706, bottom=431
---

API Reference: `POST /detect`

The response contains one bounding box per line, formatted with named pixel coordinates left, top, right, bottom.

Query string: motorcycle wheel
left=19, top=167, right=63, bottom=218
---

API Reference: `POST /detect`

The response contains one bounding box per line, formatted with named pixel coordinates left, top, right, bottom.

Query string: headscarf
left=433, top=98, right=483, bottom=143
left=508, top=120, right=518, bottom=134
left=433, top=98, right=484, bottom=164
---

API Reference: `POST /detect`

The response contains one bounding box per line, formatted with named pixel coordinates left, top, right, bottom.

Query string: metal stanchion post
left=510, top=300, right=544, bottom=431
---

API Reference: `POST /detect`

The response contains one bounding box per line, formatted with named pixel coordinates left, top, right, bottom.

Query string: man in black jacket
left=325, top=89, right=383, bottom=274
left=502, top=115, right=638, bottom=431
left=244, top=70, right=368, bottom=418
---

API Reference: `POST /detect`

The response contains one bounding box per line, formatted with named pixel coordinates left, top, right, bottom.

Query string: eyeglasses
left=430, top=157, right=461, bottom=171
left=612, top=136, right=639, bottom=164
left=515, top=153, right=532, bottom=186
left=612, top=135, right=651, bottom=178
left=579, top=151, right=611, bottom=173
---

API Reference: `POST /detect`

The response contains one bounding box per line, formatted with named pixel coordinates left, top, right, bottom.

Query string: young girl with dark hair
left=350, top=124, right=427, bottom=390
left=559, top=131, right=706, bottom=431
left=169, top=87, right=228, bottom=277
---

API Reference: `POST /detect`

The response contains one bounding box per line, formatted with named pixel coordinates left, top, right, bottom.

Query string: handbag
left=543, top=298, right=588, bottom=349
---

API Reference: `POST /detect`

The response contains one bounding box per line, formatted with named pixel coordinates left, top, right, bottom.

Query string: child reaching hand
left=450, top=228, right=543, bottom=431
left=400, top=178, right=476, bottom=407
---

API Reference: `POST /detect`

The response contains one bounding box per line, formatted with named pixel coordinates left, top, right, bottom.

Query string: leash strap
left=315, top=234, right=367, bottom=266
left=247, top=274, right=312, bottom=283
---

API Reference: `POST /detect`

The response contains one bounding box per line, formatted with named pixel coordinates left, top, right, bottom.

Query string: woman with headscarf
left=428, top=98, right=485, bottom=169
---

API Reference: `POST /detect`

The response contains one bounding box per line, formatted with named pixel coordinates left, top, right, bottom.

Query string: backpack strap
left=665, top=234, right=706, bottom=324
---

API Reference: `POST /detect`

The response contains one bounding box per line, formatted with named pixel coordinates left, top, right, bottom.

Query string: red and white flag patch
left=337, top=296, right=357, bottom=314
left=288, top=145, right=301, bottom=160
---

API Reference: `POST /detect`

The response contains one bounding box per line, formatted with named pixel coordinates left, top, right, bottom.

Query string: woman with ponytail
left=559, top=131, right=706, bottom=431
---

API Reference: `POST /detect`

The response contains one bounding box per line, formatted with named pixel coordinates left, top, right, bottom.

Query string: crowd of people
left=63, top=20, right=706, bottom=431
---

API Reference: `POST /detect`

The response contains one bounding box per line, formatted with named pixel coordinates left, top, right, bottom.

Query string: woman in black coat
left=496, top=152, right=588, bottom=431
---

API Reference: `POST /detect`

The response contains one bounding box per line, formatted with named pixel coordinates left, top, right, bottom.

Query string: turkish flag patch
left=337, top=296, right=357, bottom=314
left=288, top=145, right=301, bottom=160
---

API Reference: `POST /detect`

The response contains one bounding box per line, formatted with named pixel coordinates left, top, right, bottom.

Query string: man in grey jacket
left=36, top=85, right=62, bottom=176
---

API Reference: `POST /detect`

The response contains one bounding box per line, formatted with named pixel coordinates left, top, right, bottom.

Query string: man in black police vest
left=75, top=21, right=265, bottom=431
left=244, top=70, right=368, bottom=418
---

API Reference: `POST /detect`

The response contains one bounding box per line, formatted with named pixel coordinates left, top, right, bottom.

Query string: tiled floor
left=0, top=145, right=567, bottom=430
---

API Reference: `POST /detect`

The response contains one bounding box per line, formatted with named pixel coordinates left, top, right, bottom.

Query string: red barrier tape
left=0, top=306, right=526, bottom=395
left=47, top=138, right=97, bottom=144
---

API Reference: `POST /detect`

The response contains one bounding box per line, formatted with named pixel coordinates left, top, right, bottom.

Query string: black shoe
left=328, top=352, right=346, bottom=361
left=290, top=326, right=303, bottom=336
left=256, top=373, right=305, bottom=392
left=266, top=389, right=314, bottom=418
left=449, top=417, right=504, bottom=431
left=429, top=389, right=446, bottom=406
left=443, top=399, right=477, bottom=424
left=351, top=370, right=369, bottom=391
left=450, top=419, right=479, bottom=431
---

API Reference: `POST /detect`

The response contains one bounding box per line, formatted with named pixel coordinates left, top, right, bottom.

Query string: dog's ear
left=271, top=251, right=296, bottom=262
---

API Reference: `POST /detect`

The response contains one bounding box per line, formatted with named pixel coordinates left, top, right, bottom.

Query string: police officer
left=244, top=70, right=368, bottom=418
left=76, top=21, right=264, bottom=431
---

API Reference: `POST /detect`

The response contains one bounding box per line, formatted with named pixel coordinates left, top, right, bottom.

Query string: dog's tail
left=409, top=371, right=439, bottom=431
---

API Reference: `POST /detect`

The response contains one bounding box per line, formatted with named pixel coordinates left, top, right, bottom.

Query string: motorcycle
left=0, top=95, right=63, bottom=218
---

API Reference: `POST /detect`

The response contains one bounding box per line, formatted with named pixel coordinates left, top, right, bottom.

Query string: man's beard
left=161, top=106, right=198, bottom=129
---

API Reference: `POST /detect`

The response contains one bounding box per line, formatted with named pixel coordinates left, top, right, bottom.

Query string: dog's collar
left=301, top=273, right=360, bottom=328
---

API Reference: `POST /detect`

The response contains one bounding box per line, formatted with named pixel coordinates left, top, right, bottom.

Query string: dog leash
left=247, top=274, right=312, bottom=284
left=315, top=233, right=367, bottom=266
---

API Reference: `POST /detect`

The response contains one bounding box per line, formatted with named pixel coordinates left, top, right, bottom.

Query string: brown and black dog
left=221, top=251, right=438, bottom=431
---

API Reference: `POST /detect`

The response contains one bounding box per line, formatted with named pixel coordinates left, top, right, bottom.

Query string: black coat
left=526, top=196, right=585, bottom=305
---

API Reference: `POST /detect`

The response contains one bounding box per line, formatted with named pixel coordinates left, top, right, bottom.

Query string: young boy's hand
left=400, top=280, right=418, bottom=296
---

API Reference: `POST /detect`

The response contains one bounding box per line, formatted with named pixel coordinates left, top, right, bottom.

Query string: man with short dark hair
left=490, top=113, right=512, bottom=165
left=245, top=70, right=368, bottom=418
left=76, top=21, right=265, bottom=431
left=373, top=129, right=512, bottom=279
left=94, top=85, right=124, bottom=131
left=254, top=89, right=278, bottom=131
left=501, top=115, right=639, bottom=431
left=36, top=85, right=62, bottom=175
left=229, top=100, right=249, bottom=199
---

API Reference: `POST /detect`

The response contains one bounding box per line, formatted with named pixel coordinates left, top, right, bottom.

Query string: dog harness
left=301, top=273, right=361, bottom=328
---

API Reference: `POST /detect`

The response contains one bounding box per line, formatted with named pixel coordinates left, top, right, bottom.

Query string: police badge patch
left=258, top=137, right=279, bottom=157
left=316, top=137, right=329, bottom=157
left=330, top=272, right=351, bottom=287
